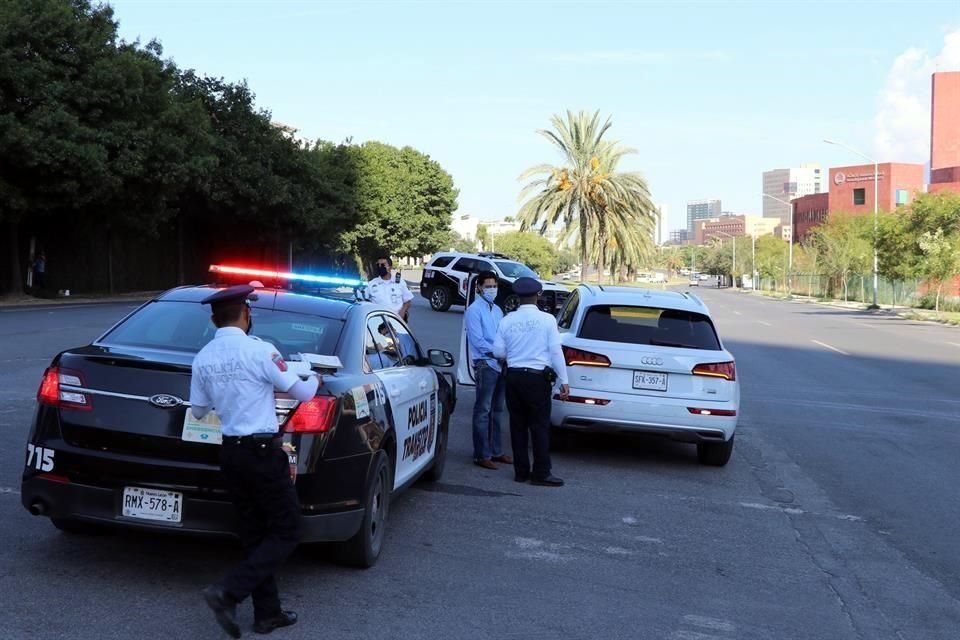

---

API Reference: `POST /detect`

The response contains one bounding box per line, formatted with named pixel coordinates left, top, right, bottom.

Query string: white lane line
left=0, top=487, right=21, bottom=496
left=949, top=342, right=960, bottom=348
left=757, top=320, right=772, bottom=326
left=732, top=310, right=742, bottom=316
left=811, top=339, right=849, bottom=355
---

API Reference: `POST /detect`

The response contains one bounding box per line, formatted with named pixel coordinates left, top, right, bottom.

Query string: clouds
left=874, top=28, right=960, bottom=163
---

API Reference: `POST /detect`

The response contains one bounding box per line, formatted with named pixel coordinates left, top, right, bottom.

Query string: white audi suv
left=552, top=285, right=739, bottom=466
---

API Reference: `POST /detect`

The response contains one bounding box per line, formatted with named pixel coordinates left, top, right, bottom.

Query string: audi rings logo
left=834, top=172, right=846, bottom=185
left=640, top=357, right=664, bottom=366
left=149, top=394, right=183, bottom=409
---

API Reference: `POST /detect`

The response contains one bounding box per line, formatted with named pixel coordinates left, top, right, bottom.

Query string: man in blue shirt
left=465, top=271, right=512, bottom=470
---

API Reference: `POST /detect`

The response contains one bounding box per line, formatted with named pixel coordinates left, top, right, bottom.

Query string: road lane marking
left=732, top=310, right=742, bottom=315
left=949, top=342, right=960, bottom=348
left=811, top=339, right=849, bottom=355
left=0, top=487, right=21, bottom=496
left=757, top=320, right=772, bottom=326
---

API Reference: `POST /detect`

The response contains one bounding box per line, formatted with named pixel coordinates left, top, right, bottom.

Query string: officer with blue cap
left=190, top=284, right=319, bottom=637
left=492, top=277, right=569, bottom=486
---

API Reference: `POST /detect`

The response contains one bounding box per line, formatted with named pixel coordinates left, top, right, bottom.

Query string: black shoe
left=253, top=611, right=298, bottom=634
left=514, top=473, right=530, bottom=483
left=202, top=585, right=241, bottom=639
left=531, top=475, right=564, bottom=487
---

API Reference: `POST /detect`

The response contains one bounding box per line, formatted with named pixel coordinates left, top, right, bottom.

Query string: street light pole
left=824, top=138, right=880, bottom=309
left=762, top=193, right=794, bottom=297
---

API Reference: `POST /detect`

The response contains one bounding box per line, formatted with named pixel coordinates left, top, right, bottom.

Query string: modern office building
left=686, top=199, right=721, bottom=233
left=761, top=164, right=823, bottom=224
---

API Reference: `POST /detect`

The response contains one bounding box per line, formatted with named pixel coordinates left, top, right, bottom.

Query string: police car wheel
left=422, top=412, right=448, bottom=482
left=429, top=286, right=452, bottom=312
left=336, top=454, right=391, bottom=568
left=697, top=434, right=735, bottom=466
left=51, top=517, right=107, bottom=535
left=503, top=294, right=519, bottom=313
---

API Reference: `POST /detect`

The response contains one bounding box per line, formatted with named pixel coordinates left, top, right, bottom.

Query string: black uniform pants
left=505, top=369, right=553, bottom=479
left=219, top=440, right=301, bottom=621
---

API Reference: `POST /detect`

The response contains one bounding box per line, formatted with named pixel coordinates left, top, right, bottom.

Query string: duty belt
left=222, top=433, right=282, bottom=448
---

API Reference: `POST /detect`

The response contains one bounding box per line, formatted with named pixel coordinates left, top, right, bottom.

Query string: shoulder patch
left=271, top=352, right=288, bottom=372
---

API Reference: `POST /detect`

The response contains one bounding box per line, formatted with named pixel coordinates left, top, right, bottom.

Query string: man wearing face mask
left=464, top=271, right=512, bottom=470
left=366, top=255, right=413, bottom=321
left=190, top=285, right=320, bottom=638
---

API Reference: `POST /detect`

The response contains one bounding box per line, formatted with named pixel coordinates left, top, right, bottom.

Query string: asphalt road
left=1, top=290, right=959, bottom=639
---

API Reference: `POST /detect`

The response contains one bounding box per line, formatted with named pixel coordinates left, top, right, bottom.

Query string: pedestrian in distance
left=492, top=277, right=569, bottom=487
left=366, top=255, right=413, bottom=321
left=32, top=251, right=47, bottom=291
left=465, top=270, right=512, bottom=470
left=189, top=284, right=321, bottom=638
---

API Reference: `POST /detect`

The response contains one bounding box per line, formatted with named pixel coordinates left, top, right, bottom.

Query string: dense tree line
left=0, top=0, right=457, bottom=294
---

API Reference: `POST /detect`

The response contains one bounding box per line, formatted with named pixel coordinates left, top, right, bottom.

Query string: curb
left=740, top=290, right=958, bottom=327
left=0, top=294, right=156, bottom=310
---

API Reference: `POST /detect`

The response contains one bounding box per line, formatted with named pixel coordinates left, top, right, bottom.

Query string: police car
left=21, top=265, right=456, bottom=568
left=420, top=251, right=569, bottom=313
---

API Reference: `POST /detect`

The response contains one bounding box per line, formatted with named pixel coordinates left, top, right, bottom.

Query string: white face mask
left=481, top=287, right=498, bottom=303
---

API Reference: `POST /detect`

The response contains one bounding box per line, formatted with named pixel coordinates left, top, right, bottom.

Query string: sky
left=108, top=0, right=960, bottom=236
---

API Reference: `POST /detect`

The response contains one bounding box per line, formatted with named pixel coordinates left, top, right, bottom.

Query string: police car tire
left=422, top=411, right=448, bottom=482
left=51, top=517, right=107, bottom=535
left=429, top=286, right=452, bottom=312
left=697, top=434, right=735, bottom=466
left=336, top=454, right=391, bottom=568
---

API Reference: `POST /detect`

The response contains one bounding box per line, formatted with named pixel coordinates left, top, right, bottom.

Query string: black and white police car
left=21, top=264, right=456, bottom=568
left=420, top=251, right=569, bottom=313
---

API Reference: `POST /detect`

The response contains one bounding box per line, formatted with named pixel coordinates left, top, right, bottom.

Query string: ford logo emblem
left=149, top=394, right=183, bottom=408
left=641, top=357, right=664, bottom=366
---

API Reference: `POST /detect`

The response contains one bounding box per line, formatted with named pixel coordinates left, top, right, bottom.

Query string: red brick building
left=828, top=163, right=925, bottom=214
left=793, top=193, right=830, bottom=242
left=930, top=71, right=960, bottom=194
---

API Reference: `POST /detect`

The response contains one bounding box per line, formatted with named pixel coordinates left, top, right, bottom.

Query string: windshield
left=578, top=305, right=721, bottom=351
left=99, top=301, right=342, bottom=357
left=495, top=261, right=538, bottom=279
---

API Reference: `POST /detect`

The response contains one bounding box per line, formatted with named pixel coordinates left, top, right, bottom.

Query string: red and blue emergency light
left=209, top=264, right=364, bottom=288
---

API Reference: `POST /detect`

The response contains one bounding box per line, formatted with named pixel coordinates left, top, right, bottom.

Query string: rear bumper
left=21, top=476, right=364, bottom=543
left=551, top=392, right=737, bottom=442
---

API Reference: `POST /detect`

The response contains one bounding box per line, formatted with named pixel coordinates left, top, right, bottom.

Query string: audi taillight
left=285, top=397, right=338, bottom=433
left=553, top=394, right=611, bottom=405
left=37, top=367, right=92, bottom=410
left=692, top=362, right=736, bottom=382
left=562, top=346, right=611, bottom=367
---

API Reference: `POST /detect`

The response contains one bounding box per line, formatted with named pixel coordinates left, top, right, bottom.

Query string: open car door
left=456, top=274, right=479, bottom=387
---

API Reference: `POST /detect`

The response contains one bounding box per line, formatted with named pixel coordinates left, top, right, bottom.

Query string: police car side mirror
left=427, top=349, right=455, bottom=368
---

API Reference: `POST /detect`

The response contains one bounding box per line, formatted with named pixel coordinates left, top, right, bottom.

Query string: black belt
left=222, top=433, right=281, bottom=447
left=507, top=367, right=545, bottom=374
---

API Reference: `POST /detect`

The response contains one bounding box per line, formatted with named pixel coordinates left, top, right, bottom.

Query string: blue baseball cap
left=201, top=284, right=256, bottom=306
left=513, top=277, right=543, bottom=297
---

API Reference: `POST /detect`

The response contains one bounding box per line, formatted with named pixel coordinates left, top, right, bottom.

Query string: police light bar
left=209, top=264, right=364, bottom=288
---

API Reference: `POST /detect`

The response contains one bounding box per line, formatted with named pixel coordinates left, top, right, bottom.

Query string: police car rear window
left=99, top=301, right=342, bottom=357
left=430, top=256, right=454, bottom=268
left=578, top=305, right=721, bottom=351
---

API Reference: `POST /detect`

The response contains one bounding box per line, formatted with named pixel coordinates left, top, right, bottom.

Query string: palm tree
left=518, top=110, right=657, bottom=282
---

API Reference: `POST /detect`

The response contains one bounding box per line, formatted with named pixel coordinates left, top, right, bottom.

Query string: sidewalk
left=0, top=291, right=159, bottom=309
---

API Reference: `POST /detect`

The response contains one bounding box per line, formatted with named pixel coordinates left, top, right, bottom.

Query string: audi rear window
left=578, top=305, right=721, bottom=350
left=99, top=301, right=342, bottom=357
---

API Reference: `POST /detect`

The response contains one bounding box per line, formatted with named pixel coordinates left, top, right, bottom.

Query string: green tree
left=446, top=230, right=476, bottom=253
left=917, top=228, right=960, bottom=313
left=811, top=213, right=871, bottom=300
left=337, top=141, right=459, bottom=273
left=517, top=110, right=656, bottom=282
left=490, top=231, right=559, bottom=278
left=475, top=224, right=490, bottom=252
left=556, top=247, right=579, bottom=273
left=876, top=211, right=916, bottom=306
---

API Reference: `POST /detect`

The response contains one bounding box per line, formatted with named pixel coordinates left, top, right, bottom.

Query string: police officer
left=492, top=277, right=569, bottom=487
left=190, top=285, right=320, bottom=638
left=366, top=256, right=413, bottom=321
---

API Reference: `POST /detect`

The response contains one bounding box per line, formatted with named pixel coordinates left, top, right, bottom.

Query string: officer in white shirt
left=493, top=277, right=569, bottom=487
left=190, top=284, right=320, bottom=638
left=366, top=256, right=413, bottom=320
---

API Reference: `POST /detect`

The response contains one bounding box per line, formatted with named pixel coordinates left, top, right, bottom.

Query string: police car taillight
left=37, top=367, right=92, bottom=411
left=285, top=397, right=337, bottom=433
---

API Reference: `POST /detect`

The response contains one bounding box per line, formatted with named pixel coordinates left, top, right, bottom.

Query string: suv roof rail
left=476, top=252, right=510, bottom=259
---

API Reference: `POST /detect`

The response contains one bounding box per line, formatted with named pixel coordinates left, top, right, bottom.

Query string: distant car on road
left=688, top=276, right=700, bottom=287
left=550, top=285, right=739, bottom=465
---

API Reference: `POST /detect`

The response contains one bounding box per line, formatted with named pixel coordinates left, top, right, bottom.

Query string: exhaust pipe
left=29, top=501, right=48, bottom=516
